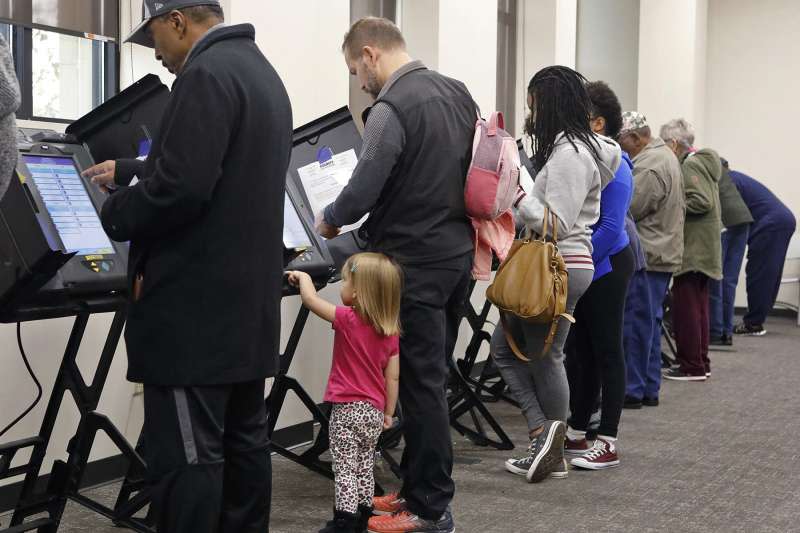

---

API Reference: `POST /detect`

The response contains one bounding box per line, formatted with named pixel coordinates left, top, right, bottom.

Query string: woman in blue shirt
left=565, top=81, right=636, bottom=470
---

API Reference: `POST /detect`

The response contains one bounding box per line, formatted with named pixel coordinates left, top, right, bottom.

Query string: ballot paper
left=296, top=148, right=367, bottom=234
left=519, top=163, right=534, bottom=194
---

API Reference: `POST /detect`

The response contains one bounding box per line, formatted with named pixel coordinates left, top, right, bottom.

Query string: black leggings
left=566, top=245, right=635, bottom=438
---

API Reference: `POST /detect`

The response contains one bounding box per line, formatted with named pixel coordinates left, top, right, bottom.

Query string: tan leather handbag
left=486, top=208, right=575, bottom=361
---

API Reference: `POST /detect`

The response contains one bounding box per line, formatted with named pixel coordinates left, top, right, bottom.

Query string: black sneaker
left=663, top=368, right=706, bottom=382
left=642, top=397, right=659, bottom=407
left=710, top=335, right=733, bottom=346
left=504, top=420, right=565, bottom=483
left=733, top=323, right=766, bottom=336
left=623, top=396, right=643, bottom=409
left=550, top=458, right=568, bottom=479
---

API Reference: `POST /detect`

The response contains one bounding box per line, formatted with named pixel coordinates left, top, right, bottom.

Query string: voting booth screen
left=283, top=192, right=313, bottom=251
left=287, top=107, right=367, bottom=272
left=21, top=154, right=115, bottom=256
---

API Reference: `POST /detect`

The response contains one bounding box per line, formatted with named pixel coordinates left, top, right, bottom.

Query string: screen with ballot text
left=22, top=154, right=115, bottom=256
left=283, top=192, right=312, bottom=250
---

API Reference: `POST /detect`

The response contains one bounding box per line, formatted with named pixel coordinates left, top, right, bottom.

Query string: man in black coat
left=82, top=2, right=292, bottom=531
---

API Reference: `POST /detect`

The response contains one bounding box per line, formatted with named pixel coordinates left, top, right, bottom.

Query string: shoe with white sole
left=504, top=420, right=566, bottom=483
left=663, top=368, right=707, bottom=382
left=570, top=437, right=620, bottom=470
left=550, top=458, right=568, bottom=479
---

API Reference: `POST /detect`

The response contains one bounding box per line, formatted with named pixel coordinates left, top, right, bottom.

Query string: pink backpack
left=464, top=112, right=521, bottom=220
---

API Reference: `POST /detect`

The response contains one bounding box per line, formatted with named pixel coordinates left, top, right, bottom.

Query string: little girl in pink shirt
left=287, top=252, right=402, bottom=533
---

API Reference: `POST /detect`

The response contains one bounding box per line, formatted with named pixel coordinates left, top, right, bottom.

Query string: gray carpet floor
left=3, top=315, right=799, bottom=532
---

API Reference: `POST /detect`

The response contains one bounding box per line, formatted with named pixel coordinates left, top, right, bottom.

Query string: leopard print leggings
left=329, top=401, right=384, bottom=513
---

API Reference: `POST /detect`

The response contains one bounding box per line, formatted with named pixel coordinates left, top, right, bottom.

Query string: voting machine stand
left=0, top=76, right=171, bottom=533
left=0, top=164, right=149, bottom=531
left=447, top=278, right=514, bottom=451
left=455, top=279, right=519, bottom=409
left=0, top=299, right=154, bottom=533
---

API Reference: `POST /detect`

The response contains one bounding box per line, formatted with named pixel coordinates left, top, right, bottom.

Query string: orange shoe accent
left=367, top=511, right=423, bottom=533
left=372, top=492, right=406, bottom=515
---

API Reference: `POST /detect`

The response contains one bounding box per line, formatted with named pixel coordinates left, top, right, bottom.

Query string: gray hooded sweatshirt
left=517, top=132, right=621, bottom=267
left=0, top=34, right=20, bottom=200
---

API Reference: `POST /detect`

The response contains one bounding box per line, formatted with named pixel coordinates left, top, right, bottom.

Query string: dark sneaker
left=550, top=458, right=568, bottom=479
left=372, top=493, right=406, bottom=515
left=319, top=509, right=361, bottom=533
left=504, top=420, right=566, bottom=483
left=570, top=437, right=620, bottom=470
left=642, top=397, right=659, bottom=407
left=564, top=436, right=593, bottom=456
left=663, top=368, right=706, bottom=382
left=734, top=323, right=766, bottom=336
left=710, top=335, right=733, bottom=346
left=623, top=396, right=643, bottom=409
left=367, top=509, right=454, bottom=533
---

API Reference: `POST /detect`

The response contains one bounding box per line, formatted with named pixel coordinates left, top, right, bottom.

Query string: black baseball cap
left=126, top=0, right=221, bottom=48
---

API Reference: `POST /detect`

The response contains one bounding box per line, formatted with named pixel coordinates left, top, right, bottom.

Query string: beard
left=364, top=70, right=381, bottom=99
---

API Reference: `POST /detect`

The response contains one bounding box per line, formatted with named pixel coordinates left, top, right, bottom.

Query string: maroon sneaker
left=570, top=437, right=620, bottom=470
left=564, top=436, right=593, bottom=456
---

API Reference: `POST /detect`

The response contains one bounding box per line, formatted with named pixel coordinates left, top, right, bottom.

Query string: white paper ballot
left=519, top=163, right=534, bottom=194
left=296, top=148, right=367, bottom=234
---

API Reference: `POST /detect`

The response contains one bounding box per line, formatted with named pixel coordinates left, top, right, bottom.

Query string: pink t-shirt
left=324, top=306, right=399, bottom=411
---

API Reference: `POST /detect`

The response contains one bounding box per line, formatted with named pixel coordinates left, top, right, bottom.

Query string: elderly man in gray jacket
left=618, top=111, right=685, bottom=406
left=0, top=33, right=20, bottom=200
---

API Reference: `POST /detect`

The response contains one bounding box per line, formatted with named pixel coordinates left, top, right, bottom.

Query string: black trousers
left=143, top=379, right=271, bottom=533
left=398, top=253, right=472, bottom=520
left=566, top=246, right=634, bottom=438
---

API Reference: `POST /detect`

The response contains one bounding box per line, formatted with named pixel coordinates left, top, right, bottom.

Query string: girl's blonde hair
left=342, top=252, right=402, bottom=337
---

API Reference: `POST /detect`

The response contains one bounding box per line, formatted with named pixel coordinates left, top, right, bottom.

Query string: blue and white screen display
left=22, top=154, right=115, bottom=255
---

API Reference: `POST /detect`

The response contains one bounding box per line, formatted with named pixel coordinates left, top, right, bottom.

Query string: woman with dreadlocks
left=490, top=66, right=622, bottom=482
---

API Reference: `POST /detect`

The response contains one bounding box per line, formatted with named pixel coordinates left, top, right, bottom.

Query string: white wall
left=230, top=1, right=349, bottom=128
left=637, top=0, right=707, bottom=143
left=576, top=0, right=640, bottom=110
left=514, top=0, right=578, bottom=140
left=704, top=0, right=800, bottom=306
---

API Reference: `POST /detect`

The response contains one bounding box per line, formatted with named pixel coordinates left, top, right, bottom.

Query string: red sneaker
left=372, top=492, right=407, bottom=515
left=570, top=437, right=620, bottom=470
left=564, top=436, right=593, bottom=456
left=367, top=510, right=455, bottom=533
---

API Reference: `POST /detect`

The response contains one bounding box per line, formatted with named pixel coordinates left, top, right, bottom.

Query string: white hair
left=660, top=118, right=695, bottom=147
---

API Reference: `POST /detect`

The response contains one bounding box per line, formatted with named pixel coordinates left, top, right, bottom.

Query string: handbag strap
left=540, top=207, right=559, bottom=244
left=501, top=311, right=576, bottom=362
left=500, top=313, right=531, bottom=362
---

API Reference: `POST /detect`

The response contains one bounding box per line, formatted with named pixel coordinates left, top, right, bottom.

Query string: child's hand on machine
left=383, top=414, right=394, bottom=430
left=286, top=270, right=311, bottom=288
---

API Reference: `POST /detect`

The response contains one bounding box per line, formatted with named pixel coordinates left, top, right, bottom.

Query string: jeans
left=624, top=271, right=672, bottom=400
left=709, top=224, right=749, bottom=337
left=491, top=268, right=594, bottom=433
left=744, top=228, right=795, bottom=326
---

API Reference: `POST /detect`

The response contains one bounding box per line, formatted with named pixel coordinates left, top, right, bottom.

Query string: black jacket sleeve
left=100, top=67, right=235, bottom=242
left=114, top=158, right=145, bottom=187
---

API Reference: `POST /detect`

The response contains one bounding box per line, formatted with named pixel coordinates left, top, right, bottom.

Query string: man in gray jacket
left=618, top=111, right=685, bottom=405
left=0, top=33, right=20, bottom=200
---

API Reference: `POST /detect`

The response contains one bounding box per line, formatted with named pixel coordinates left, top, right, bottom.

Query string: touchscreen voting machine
left=0, top=142, right=127, bottom=309
left=283, top=176, right=334, bottom=282
left=287, top=106, right=367, bottom=272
